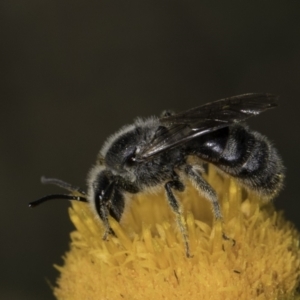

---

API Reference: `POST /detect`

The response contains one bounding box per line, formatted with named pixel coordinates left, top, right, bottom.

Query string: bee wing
left=139, top=93, right=278, bottom=159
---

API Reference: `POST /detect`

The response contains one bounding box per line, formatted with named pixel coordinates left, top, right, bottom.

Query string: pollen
left=53, top=166, right=300, bottom=300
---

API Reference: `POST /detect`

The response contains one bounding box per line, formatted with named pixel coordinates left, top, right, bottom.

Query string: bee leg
left=184, top=165, right=235, bottom=245
left=100, top=178, right=139, bottom=239
left=94, top=176, right=139, bottom=239
left=165, top=180, right=191, bottom=258
left=184, top=164, right=222, bottom=220
left=100, top=205, right=115, bottom=240
left=95, top=181, right=116, bottom=240
left=108, top=188, right=125, bottom=223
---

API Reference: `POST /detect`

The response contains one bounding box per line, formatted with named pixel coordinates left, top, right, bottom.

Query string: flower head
left=54, top=166, right=300, bottom=299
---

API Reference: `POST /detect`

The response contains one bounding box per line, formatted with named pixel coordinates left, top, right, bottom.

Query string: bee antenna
left=29, top=194, right=87, bottom=208
left=41, top=176, right=86, bottom=196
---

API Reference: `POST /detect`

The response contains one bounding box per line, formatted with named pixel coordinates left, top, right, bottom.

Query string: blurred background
left=1, top=1, right=300, bottom=299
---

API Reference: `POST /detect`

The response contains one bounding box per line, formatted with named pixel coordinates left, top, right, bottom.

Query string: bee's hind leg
left=183, top=164, right=235, bottom=246
left=164, top=179, right=192, bottom=257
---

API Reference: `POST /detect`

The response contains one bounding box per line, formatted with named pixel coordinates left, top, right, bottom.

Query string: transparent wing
left=138, top=93, right=278, bottom=159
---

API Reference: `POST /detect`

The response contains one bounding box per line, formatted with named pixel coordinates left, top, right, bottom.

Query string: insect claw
left=102, top=228, right=115, bottom=240
left=222, top=232, right=236, bottom=246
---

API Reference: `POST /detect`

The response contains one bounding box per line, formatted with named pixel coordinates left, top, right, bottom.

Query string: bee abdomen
left=220, top=126, right=284, bottom=198
left=190, top=125, right=284, bottom=199
left=230, top=130, right=284, bottom=199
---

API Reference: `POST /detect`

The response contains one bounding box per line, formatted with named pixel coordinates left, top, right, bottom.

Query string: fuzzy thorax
left=54, top=166, right=300, bottom=300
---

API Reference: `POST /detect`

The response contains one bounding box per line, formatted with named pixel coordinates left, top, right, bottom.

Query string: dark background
left=1, top=1, right=300, bottom=299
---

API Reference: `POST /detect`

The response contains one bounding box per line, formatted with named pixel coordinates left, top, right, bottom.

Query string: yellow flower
left=54, top=166, right=300, bottom=300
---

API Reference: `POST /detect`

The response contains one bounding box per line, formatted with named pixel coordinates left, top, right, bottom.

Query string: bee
left=29, top=93, right=284, bottom=257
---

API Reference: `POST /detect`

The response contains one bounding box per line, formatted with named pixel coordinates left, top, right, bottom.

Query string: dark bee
left=29, top=93, right=284, bottom=257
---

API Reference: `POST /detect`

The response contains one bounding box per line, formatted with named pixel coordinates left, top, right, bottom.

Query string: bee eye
left=123, top=147, right=137, bottom=166
left=126, top=152, right=136, bottom=164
